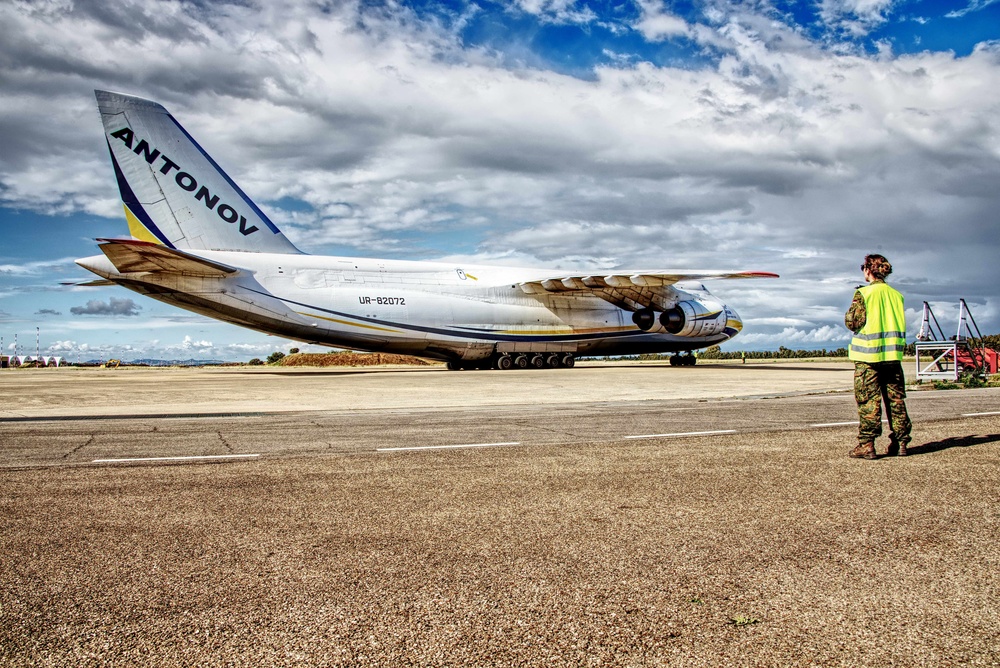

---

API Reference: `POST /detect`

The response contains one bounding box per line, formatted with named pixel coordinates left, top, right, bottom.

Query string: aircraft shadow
left=903, top=433, right=1000, bottom=457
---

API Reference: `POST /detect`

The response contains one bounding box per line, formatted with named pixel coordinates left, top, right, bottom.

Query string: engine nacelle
left=632, top=308, right=668, bottom=333
left=632, top=309, right=656, bottom=331
left=659, top=300, right=727, bottom=337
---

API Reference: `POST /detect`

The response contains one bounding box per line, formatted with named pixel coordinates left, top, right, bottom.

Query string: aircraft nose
left=725, top=306, right=743, bottom=337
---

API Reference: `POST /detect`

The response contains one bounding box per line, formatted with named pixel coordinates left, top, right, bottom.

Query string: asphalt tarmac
left=1, top=362, right=998, bottom=666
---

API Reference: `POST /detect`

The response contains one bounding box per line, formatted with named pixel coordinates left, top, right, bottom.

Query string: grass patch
left=932, top=380, right=961, bottom=390
left=729, top=615, right=760, bottom=627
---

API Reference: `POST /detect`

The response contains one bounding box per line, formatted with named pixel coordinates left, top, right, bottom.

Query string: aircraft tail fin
left=95, top=90, right=301, bottom=254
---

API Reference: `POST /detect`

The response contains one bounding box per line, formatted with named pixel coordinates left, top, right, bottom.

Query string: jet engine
left=631, top=308, right=659, bottom=331
left=658, top=300, right=727, bottom=337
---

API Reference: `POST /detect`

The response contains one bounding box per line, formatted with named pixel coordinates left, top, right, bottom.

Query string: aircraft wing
left=96, top=238, right=238, bottom=276
left=518, top=270, right=778, bottom=311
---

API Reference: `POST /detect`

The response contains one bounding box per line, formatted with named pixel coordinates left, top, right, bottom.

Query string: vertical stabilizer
left=95, top=90, right=300, bottom=254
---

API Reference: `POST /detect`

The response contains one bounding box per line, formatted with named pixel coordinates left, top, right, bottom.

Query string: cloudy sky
left=1, top=0, right=998, bottom=362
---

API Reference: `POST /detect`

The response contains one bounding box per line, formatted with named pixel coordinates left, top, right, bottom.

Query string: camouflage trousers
left=854, top=361, right=911, bottom=446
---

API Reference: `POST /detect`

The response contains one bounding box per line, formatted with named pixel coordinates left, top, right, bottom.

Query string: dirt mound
left=279, top=353, right=433, bottom=367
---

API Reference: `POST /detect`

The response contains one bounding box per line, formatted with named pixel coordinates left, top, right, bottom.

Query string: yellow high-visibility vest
left=849, top=282, right=906, bottom=363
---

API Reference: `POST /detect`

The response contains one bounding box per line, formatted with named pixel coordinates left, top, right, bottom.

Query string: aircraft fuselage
left=77, top=248, right=741, bottom=366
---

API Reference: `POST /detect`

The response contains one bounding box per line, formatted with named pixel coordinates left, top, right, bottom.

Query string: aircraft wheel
left=446, top=361, right=462, bottom=371
left=546, top=353, right=560, bottom=368
left=529, top=354, right=545, bottom=369
left=496, top=354, right=513, bottom=370
left=514, top=354, right=528, bottom=369
left=561, top=354, right=575, bottom=368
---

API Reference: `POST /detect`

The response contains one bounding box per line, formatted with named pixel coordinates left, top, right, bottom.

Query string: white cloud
left=176, top=335, right=214, bottom=351
left=634, top=1, right=689, bottom=41
left=514, top=0, right=597, bottom=25
left=818, top=0, right=898, bottom=36
left=946, top=0, right=1000, bottom=19
left=0, top=258, right=80, bottom=276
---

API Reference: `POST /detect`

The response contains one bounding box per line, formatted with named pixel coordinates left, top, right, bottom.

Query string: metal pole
left=956, top=300, right=967, bottom=341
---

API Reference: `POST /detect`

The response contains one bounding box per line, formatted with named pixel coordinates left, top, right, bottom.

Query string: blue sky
left=1, top=0, right=999, bottom=361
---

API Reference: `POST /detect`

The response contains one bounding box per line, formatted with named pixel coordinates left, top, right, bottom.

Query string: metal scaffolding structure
left=914, top=299, right=994, bottom=381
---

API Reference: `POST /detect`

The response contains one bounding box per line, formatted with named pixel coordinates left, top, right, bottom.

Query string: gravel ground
left=2, top=415, right=999, bottom=666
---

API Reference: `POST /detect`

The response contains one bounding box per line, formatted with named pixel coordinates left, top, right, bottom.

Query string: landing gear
left=669, top=354, right=697, bottom=367
left=485, top=352, right=576, bottom=370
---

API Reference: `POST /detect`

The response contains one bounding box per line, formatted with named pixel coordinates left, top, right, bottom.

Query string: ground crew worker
left=845, top=254, right=912, bottom=459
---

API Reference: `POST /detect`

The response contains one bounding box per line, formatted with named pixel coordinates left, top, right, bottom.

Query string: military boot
left=849, top=442, right=877, bottom=459
left=886, top=438, right=899, bottom=457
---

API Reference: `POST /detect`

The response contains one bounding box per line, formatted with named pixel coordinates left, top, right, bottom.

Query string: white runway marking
left=962, top=411, right=1000, bottom=417
left=378, top=442, right=520, bottom=452
left=92, top=454, right=261, bottom=463
left=624, top=429, right=736, bottom=440
left=811, top=419, right=888, bottom=428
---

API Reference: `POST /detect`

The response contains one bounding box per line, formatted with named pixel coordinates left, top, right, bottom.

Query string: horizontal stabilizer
left=97, top=238, right=238, bottom=276
left=60, top=279, right=118, bottom=287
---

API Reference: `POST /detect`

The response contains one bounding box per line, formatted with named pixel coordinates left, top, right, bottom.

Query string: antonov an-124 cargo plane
left=75, top=90, right=777, bottom=370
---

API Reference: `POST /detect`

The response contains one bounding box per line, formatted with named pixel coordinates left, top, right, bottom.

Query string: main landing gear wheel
left=488, top=352, right=576, bottom=370
left=669, top=354, right=697, bottom=366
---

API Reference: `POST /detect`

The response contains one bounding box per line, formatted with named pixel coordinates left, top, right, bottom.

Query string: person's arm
left=845, top=290, right=866, bottom=333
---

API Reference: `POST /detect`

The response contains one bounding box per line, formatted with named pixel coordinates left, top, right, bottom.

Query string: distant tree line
left=697, top=346, right=850, bottom=360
